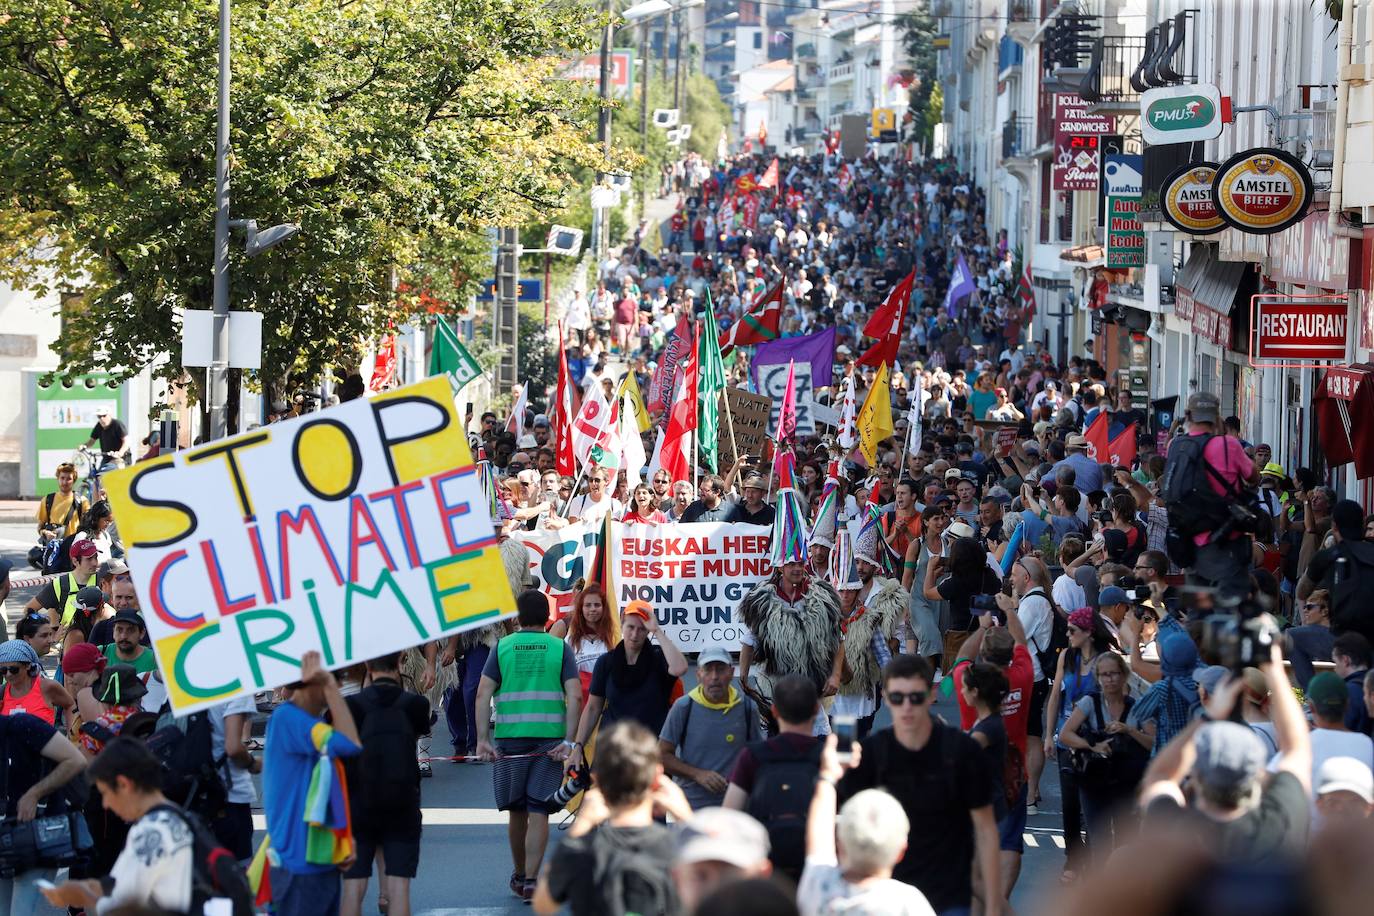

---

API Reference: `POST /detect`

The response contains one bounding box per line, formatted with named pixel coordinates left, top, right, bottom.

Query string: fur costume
left=839, top=577, right=907, bottom=701
left=738, top=577, right=842, bottom=693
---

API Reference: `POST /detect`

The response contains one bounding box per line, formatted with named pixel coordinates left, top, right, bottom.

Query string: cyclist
left=84, top=407, right=130, bottom=470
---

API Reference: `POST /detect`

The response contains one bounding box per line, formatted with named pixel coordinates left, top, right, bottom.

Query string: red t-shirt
left=953, top=644, right=1034, bottom=756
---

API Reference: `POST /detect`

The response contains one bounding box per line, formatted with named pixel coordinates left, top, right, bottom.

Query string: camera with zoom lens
left=546, top=764, right=592, bottom=810
left=1200, top=608, right=1279, bottom=674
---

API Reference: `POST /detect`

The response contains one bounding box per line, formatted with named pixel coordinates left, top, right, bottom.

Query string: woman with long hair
left=549, top=582, right=620, bottom=699
left=1043, top=607, right=1116, bottom=883
left=623, top=483, right=667, bottom=524
left=924, top=532, right=1001, bottom=663
left=74, top=499, right=119, bottom=564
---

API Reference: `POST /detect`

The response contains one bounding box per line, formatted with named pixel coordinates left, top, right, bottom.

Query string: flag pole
left=560, top=461, right=591, bottom=519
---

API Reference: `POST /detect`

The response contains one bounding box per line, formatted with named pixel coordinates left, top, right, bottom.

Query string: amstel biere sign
left=1160, top=163, right=1225, bottom=235
left=1211, top=148, right=1313, bottom=235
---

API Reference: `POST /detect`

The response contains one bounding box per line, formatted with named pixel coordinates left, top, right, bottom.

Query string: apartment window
left=721, top=30, right=730, bottom=43
left=754, top=31, right=762, bottom=48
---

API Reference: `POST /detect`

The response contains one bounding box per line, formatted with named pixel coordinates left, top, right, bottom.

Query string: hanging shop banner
left=514, top=522, right=772, bottom=652
left=1161, top=162, right=1226, bottom=235
left=1104, top=154, right=1146, bottom=269
left=103, top=376, right=514, bottom=714
left=1140, top=83, right=1224, bottom=145
left=1212, top=148, right=1314, bottom=235
left=1251, top=294, right=1350, bottom=365
left=1053, top=93, right=1114, bottom=191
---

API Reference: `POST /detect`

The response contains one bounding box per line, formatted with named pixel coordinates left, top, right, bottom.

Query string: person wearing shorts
left=476, top=591, right=581, bottom=903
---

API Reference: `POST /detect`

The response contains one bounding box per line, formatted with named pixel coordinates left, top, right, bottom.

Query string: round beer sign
left=1210, top=148, right=1313, bottom=235
left=1161, top=162, right=1225, bottom=235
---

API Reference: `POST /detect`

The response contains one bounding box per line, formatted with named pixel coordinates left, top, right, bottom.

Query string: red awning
left=1315, top=364, right=1374, bottom=479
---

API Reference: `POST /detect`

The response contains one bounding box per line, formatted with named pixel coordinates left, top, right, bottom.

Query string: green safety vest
left=493, top=631, right=568, bottom=739
left=57, top=572, right=96, bottom=628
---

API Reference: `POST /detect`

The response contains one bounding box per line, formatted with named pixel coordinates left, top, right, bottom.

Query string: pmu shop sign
left=1140, top=84, right=1224, bottom=145
left=1161, top=163, right=1225, bottom=235
left=1053, top=93, right=1114, bottom=191
left=1251, top=294, right=1349, bottom=366
left=1103, top=154, right=1145, bottom=269
left=1212, top=148, right=1314, bottom=235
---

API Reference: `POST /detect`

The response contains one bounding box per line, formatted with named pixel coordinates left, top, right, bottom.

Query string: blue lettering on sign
left=476, top=279, right=543, bottom=302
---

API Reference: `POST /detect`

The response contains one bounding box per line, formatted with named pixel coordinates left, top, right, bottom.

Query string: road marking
left=1022, top=833, right=1038, bottom=847
left=252, top=808, right=509, bottom=830
left=1052, top=835, right=1066, bottom=849
left=418, top=909, right=517, bottom=915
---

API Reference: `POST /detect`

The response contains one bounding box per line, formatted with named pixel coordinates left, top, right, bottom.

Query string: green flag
left=428, top=319, right=482, bottom=389
left=698, top=291, right=727, bottom=472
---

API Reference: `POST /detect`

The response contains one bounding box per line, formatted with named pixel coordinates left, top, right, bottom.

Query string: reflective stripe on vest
left=493, top=632, right=567, bottom=739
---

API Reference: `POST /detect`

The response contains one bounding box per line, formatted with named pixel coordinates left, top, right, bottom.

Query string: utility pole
left=674, top=8, right=685, bottom=111
left=593, top=0, right=614, bottom=266
left=495, top=227, right=520, bottom=391
left=209, top=0, right=232, bottom=440
left=639, top=21, right=651, bottom=218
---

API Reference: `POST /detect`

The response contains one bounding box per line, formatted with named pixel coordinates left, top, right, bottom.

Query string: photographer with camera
left=534, top=720, right=692, bottom=915
left=1138, top=642, right=1311, bottom=862
left=1160, top=392, right=1258, bottom=605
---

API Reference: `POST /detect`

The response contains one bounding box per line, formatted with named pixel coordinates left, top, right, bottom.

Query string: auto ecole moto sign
left=1211, top=148, right=1313, bottom=235
left=1161, top=163, right=1225, bottom=235
left=1140, top=84, right=1224, bottom=145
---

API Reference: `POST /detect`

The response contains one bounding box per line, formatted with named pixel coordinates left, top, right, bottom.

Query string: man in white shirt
left=565, top=467, right=622, bottom=525
left=1276, top=672, right=1374, bottom=814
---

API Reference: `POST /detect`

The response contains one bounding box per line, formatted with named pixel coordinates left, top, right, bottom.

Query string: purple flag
left=751, top=326, right=837, bottom=391
left=943, top=253, right=977, bottom=318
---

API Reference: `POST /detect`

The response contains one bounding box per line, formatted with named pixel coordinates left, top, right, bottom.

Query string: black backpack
left=1160, top=434, right=1254, bottom=561
left=1026, top=589, right=1068, bottom=684
left=1325, top=541, right=1374, bottom=645
left=355, top=689, right=419, bottom=817
left=86, top=708, right=230, bottom=821
left=743, top=737, right=823, bottom=878
left=149, top=804, right=255, bottom=916
left=586, top=824, right=677, bottom=916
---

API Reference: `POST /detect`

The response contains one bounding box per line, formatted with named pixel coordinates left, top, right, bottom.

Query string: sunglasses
left=1303, top=602, right=1325, bottom=610
left=0, top=666, right=24, bottom=677
left=885, top=690, right=928, bottom=706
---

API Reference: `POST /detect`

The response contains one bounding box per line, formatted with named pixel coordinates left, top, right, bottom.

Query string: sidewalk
left=0, top=500, right=36, bottom=525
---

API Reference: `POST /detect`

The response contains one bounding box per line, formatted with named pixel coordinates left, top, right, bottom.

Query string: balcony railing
left=830, top=61, right=854, bottom=81
left=1002, top=116, right=1034, bottom=160
left=1079, top=35, right=1147, bottom=108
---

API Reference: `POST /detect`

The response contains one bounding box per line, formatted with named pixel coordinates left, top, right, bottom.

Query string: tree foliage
left=899, top=1, right=940, bottom=150
left=0, top=0, right=616, bottom=392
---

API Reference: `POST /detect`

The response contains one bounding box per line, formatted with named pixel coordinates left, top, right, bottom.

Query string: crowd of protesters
left=6, top=140, right=1374, bottom=916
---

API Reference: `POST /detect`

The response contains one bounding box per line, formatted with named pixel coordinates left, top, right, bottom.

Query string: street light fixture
left=230, top=219, right=301, bottom=257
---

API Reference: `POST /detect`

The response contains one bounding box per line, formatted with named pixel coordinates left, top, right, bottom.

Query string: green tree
left=899, top=1, right=940, bottom=150
left=0, top=0, right=612, bottom=397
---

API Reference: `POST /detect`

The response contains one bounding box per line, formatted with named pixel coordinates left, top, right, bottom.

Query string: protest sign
left=995, top=426, right=1017, bottom=457
left=103, top=376, right=514, bottom=714
left=757, top=362, right=815, bottom=436
left=514, top=521, right=772, bottom=651
left=718, top=388, right=772, bottom=469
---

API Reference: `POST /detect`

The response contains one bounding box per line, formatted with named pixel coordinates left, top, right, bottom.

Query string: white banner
left=514, top=521, right=772, bottom=652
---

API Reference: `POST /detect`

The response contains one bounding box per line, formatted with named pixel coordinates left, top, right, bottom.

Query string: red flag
left=1018, top=263, right=1037, bottom=318
left=1107, top=423, right=1137, bottom=468
left=837, top=163, right=853, bottom=192
left=719, top=278, right=784, bottom=355
left=1083, top=411, right=1110, bottom=464
left=368, top=334, right=397, bottom=392
left=660, top=328, right=699, bottom=483
left=554, top=327, right=577, bottom=476
left=758, top=158, right=779, bottom=189
left=857, top=270, right=915, bottom=368
left=736, top=174, right=759, bottom=194
left=648, top=312, right=692, bottom=415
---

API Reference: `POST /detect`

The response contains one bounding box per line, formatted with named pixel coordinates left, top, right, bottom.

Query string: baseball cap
left=99, top=559, right=130, bottom=578
left=944, top=467, right=964, bottom=481
left=1307, top=671, right=1349, bottom=718
left=95, top=406, right=110, bottom=417
left=622, top=599, right=652, bottom=622
left=532, top=414, right=551, bottom=428
left=1317, top=756, right=1374, bottom=803
left=1195, top=665, right=1230, bottom=698
left=1192, top=721, right=1267, bottom=795
left=111, top=609, right=148, bottom=632
left=697, top=646, right=733, bottom=668
left=70, top=539, right=98, bottom=561
left=675, top=808, right=770, bottom=869
left=61, top=642, right=107, bottom=677
left=1097, top=585, right=1129, bottom=607
left=75, top=586, right=105, bottom=613
left=1187, top=391, right=1221, bottom=424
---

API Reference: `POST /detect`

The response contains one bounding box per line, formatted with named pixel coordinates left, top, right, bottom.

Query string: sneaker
left=419, top=759, right=433, bottom=778
left=521, top=879, right=537, bottom=904
left=1027, top=797, right=1040, bottom=816
left=509, top=872, right=526, bottom=898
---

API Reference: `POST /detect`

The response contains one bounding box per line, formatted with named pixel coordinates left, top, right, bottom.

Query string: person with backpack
left=721, top=674, right=823, bottom=883
left=837, top=654, right=1002, bottom=916
left=207, top=692, right=261, bottom=864
left=1298, top=499, right=1374, bottom=648
left=534, top=720, right=692, bottom=916
left=342, top=651, right=431, bottom=916
left=1160, top=391, right=1258, bottom=604
left=29, top=462, right=86, bottom=570
left=27, top=539, right=99, bottom=642
left=42, top=736, right=253, bottom=916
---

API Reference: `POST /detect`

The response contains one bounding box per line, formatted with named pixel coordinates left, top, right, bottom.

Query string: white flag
left=572, top=386, right=616, bottom=467
left=904, top=400, right=921, bottom=456
left=837, top=371, right=858, bottom=451
left=621, top=393, right=646, bottom=485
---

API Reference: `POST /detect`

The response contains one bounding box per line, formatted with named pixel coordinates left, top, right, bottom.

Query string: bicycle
left=73, top=444, right=122, bottom=505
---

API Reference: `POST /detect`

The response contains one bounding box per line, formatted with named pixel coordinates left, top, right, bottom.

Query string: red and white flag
left=1107, top=423, right=1137, bottom=469
left=572, top=387, right=619, bottom=468
left=837, top=163, right=853, bottom=192
left=554, top=327, right=577, bottom=476
left=718, top=278, right=784, bottom=355
left=857, top=270, right=915, bottom=368
left=758, top=157, right=779, bottom=189
left=369, top=334, right=397, bottom=392
left=777, top=360, right=798, bottom=447
left=1018, top=263, right=1037, bottom=318
left=655, top=345, right=699, bottom=484
left=836, top=370, right=858, bottom=451
left=1084, top=411, right=1110, bottom=463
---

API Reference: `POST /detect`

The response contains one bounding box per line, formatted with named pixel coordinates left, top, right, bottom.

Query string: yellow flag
left=618, top=371, right=652, bottom=434
left=857, top=363, right=894, bottom=467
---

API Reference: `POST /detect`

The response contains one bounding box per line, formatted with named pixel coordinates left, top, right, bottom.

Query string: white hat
left=1317, top=756, right=1374, bottom=803
left=946, top=520, right=976, bottom=540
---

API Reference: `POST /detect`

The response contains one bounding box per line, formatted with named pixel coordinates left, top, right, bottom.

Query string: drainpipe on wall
left=1329, top=0, right=1363, bottom=240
